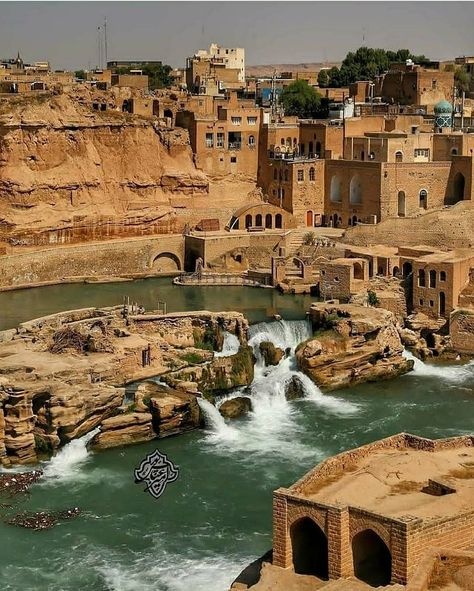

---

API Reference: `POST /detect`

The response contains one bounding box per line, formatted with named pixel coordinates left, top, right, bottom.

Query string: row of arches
left=244, top=213, right=283, bottom=229
left=330, top=176, right=362, bottom=204
left=291, top=518, right=391, bottom=586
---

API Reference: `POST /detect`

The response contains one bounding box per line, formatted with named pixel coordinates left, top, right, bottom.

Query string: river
left=0, top=284, right=473, bottom=591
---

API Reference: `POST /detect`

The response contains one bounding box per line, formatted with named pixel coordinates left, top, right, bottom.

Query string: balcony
left=269, top=151, right=317, bottom=162
left=228, top=142, right=242, bottom=150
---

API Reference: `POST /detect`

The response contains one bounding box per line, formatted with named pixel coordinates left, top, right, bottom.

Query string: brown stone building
left=176, top=92, right=260, bottom=179
left=376, top=62, right=454, bottom=113
left=272, top=433, right=474, bottom=586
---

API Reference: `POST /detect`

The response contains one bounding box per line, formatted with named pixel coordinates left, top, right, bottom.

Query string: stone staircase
left=286, top=228, right=310, bottom=257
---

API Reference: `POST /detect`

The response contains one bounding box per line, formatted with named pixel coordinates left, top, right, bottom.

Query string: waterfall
left=214, top=332, right=241, bottom=358
left=199, top=319, right=358, bottom=461
left=42, top=427, right=100, bottom=483
left=197, top=398, right=239, bottom=442
left=403, top=349, right=474, bottom=382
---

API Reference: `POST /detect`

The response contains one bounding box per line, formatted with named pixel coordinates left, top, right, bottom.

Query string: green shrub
left=368, top=290, right=380, bottom=307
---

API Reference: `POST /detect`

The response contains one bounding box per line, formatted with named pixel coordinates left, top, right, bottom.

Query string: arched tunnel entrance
left=151, top=252, right=181, bottom=272
left=291, top=517, right=329, bottom=579
left=352, top=529, right=392, bottom=586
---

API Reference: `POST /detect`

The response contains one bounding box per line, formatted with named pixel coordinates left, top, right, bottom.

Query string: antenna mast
left=104, top=17, right=108, bottom=68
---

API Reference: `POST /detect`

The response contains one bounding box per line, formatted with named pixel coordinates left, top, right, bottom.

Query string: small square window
left=430, top=300, right=434, bottom=307
left=419, top=299, right=424, bottom=306
left=231, top=156, right=237, bottom=163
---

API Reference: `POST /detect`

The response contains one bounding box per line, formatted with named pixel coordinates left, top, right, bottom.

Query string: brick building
left=176, top=92, right=260, bottom=179
left=272, top=433, right=474, bottom=586
left=186, top=43, right=245, bottom=96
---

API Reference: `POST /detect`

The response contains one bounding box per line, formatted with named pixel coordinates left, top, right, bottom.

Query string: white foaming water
left=197, top=398, right=239, bottom=442
left=214, top=331, right=240, bottom=357
left=200, top=319, right=359, bottom=462
left=403, top=349, right=474, bottom=382
left=42, top=427, right=100, bottom=483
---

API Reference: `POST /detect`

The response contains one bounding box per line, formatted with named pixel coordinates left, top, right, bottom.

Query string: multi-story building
left=186, top=44, right=245, bottom=96
left=376, top=61, right=454, bottom=113
left=176, top=92, right=260, bottom=179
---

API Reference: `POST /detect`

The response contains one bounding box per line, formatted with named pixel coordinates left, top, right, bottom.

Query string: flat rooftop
left=417, top=248, right=474, bottom=265
left=301, top=445, right=474, bottom=521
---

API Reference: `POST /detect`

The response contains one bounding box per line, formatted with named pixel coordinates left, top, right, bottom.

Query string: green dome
left=434, top=100, right=452, bottom=114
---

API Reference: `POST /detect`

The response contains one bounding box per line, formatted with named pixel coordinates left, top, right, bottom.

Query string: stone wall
left=450, top=308, right=474, bottom=353
left=0, top=235, right=184, bottom=289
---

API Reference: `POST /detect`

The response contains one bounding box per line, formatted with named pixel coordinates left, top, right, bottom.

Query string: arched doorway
left=352, top=215, right=358, bottom=226
left=439, top=291, right=446, bottom=315
left=352, top=529, right=391, bottom=586
left=393, top=266, right=400, bottom=277
left=306, top=210, right=314, bottom=227
left=151, top=252, right=181, bottom=272
left=330, top=176, right=342, bottom=203
left=349, top=175, right=362, bottom=204
left=333, top=213, right=339, bottom=227
left=353, top=262, right=364, bottom=280
left=453, top=172, right=465, bottom=203
left=290, top=518, right=328, bottom=579
left=265, top=213, right=273, bottom=229
left=398, top=191, right=406, bottom=217
left=275, top=213, right=283, bottom=229
left=403, top=262, right=412, bottom=277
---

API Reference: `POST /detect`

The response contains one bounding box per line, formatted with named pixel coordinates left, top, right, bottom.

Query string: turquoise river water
left=0, top=279, right=473, bottom=591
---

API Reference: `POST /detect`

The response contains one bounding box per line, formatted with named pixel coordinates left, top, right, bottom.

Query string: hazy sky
left=1, top=1, right=473, bottom=70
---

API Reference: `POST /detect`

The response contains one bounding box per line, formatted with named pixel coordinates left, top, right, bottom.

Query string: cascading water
left=200, top=319, right=359, bottom=463
left=42, top=427, right=100, bottom=483
left=403, top=349, right=474, bottom=382
left=214, top=331, right=241, bottom=358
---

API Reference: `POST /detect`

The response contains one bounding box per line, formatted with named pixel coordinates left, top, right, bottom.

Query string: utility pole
left=104, top=17, right=108, bottom=68
left=97, top=26, right=102, bottom=69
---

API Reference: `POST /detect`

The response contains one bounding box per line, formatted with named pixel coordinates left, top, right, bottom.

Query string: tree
left=327, top=47, right=430, bottom=87
left=280, top=80, right=321, bottom=118
left=116, top=63, right=173, bottom=90
left=317, top=69, right=329, bottom=88
left=74, top=70, right=86, bottom=80
left=454, top=67, right=471, bottom=94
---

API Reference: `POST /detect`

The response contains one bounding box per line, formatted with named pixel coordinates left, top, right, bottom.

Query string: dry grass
left=389, top=480, right=420, bottom=495
left=443, top=464, right=474, bottom=480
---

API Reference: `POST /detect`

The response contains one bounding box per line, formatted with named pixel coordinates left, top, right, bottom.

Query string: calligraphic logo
left=134, top=449, right=179, bottom=499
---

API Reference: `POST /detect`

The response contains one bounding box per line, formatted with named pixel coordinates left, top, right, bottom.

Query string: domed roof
left=434, top=100, right=452, bottom=114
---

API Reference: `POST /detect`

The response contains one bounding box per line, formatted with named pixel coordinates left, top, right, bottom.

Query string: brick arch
left=150, top=251, right=182, bottom=272
left=350, top=518, right=391, bottom=551
left=287, top=506, right=328, bottom=536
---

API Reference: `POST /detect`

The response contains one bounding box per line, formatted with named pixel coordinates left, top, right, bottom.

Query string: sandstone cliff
left=0, top=89, right=208, bottom=245
left=296, top=303, right=413, bottom=390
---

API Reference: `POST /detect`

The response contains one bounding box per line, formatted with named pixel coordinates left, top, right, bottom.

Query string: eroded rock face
left=219, top=397, right=251, bottom=419
left=259, top=342, right=284, bottom=366
left=296, top=303, right=413, bottom=391
left=0, top=307, right=247, bottom=464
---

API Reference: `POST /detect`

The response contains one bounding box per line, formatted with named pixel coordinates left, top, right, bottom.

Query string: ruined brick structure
left=272, top=433, right=474, bottom=586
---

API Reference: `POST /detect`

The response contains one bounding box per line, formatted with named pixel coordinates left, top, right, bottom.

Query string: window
left=430, top=300, right=434, bottom=307
left=419, top=299, right=424, bottom=306
left=419, top=189, right=428, bottom=209
left=231, top=117, right=242, bottom=125
left=297, top=170, right=304, bottom=182
left=216, top=132, right=224, bottom=148
left=273, top=168, right=277, bottom=180
left=451, top=148, right=458, bottom=156
left=414, top=148, right=430, bottom=158
left=395, top=151, right=403, bottom=162
left=248, top=135, right=255, bottom=146
left=205, top=133, right=214, bottom=148
left=231, top=156, right=237, bottom=163
left=440, top=271, right=446, bottom=281
left=309, top=167, right=315, bottom=181
left=432, top=79, right=438, bottom=89
left=247, top=117, right=257, bottom=125
left=429, top=270, right=437, bottom=288
left=418, top=269, right=426, bottom=287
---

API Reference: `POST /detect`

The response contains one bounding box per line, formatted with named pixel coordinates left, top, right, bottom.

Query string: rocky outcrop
left=219, top=396, right=251, bottom=419
left=296, top=303, right=413, bottom=391
left=0, top=306, right=246, bottom=464
left=259, top=342, right=284, bottom=366
left=90, top=412, right=154, bottom=450
left=402, top=312, right=451, bottom=359
left=163, top=345, right=255, bottom=397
